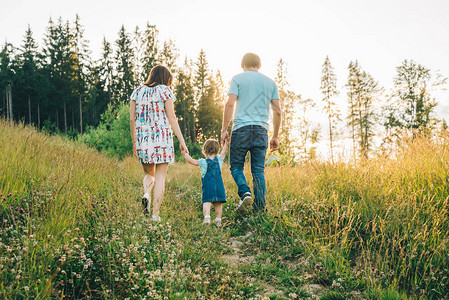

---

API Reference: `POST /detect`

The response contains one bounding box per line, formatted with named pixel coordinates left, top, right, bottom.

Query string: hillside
left=1, top=119, right=448, bottom=299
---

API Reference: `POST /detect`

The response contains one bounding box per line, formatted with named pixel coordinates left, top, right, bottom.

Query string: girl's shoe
left=213, top=218, right=222, bottom=227
left=151, top=215, right=162, bottom=222
left=203, top=215, right=211, bottom=225
left=141, top=193, right=151, bottom=214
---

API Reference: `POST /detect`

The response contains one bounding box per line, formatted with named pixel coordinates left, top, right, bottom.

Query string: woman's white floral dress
left=130, top=84, right=175, bottom=164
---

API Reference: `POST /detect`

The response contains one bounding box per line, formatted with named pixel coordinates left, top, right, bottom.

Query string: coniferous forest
left=0, top=15, right=447, bottom=161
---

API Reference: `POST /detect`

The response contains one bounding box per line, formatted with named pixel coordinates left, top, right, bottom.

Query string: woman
left=130, top=65, right=188, bottom=221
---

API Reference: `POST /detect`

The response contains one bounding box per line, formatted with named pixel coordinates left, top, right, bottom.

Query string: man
left=221, top=52, right=282, bottom=212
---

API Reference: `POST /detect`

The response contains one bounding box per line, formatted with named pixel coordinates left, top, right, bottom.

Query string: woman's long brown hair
left=143, top=65, right=173, bottom=87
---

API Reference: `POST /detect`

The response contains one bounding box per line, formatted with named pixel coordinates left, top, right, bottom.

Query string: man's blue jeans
left=229, top=125, right=268, bottom=211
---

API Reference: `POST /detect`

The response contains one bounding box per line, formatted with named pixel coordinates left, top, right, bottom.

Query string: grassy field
left=1, top=119, right=448, bottom=299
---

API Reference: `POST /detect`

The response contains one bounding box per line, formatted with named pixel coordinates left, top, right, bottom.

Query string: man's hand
left=269, top=137, right=279, bottom=152
left=221, top=131, right=230, bottom=147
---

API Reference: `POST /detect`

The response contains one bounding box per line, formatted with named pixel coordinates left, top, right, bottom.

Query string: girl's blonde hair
left=202, top=139, right=220, bottom=156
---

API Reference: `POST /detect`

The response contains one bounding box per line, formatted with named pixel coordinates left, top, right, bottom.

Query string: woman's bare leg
left=152, top=163, right=168, bottom=217
left=142, top=163, right=155, bottom=196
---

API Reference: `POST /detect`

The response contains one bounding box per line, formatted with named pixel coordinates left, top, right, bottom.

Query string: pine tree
left=72, top=14, right=91, bottom=133
left=86, top=64, right=110, bottom=127
left=99, top=37, right=116, bottom=105
left=160, top=38, right=179, bottom=74
left=115, top=25, right=135, bottom=103
left=320, top=56, right=340, bottom=162
left=346, top=60, right=361, bottom=157
left=388, top=59, right=447, bottom=135
left=194, top=49, right=210, bottom=140
left=132, top=26, right=145, bottom=84
left=358, top=71, right=381, bottom=157
left=0, top=43, right=15, bottom=120
left=296, top=98, right=320, bottom=161
left=142, top=22, right=159, bottom=80
left=14, top=25, right=39, bottom=124
left=346, top=61, right=381, bottom=158
left=41, top=18, right=75, bottom=133
left=275, top=58, right=296, bottom=157
left=197, top=73, right=223, bottom=140
left=174, top=58, right=196, bottom=141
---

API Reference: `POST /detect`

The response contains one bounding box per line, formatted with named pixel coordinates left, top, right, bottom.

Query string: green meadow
left=1, top=119, right=448, bottom=299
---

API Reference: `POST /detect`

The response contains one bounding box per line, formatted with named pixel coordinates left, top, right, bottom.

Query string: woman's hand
left=180, top=142, right=189, bottom=156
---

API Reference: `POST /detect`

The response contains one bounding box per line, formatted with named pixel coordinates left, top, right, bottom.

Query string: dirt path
left=222, top=230, right=286, bottom=299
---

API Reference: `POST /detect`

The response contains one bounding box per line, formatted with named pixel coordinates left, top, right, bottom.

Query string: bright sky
left=2, top=0, right=449, bottom=157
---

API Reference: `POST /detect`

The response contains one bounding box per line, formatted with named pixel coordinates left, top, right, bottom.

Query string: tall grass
left=263, top=132, right=449, bottom=298
left=1, top=118, right=448, bottom=298
left=0, top=120, right=254, bottom=298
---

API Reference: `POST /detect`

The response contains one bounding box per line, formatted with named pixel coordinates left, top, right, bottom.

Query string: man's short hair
left=241, top=53, right=261, bottom=70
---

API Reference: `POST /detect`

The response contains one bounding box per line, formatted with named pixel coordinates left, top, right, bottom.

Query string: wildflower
left=24, top=286, right=29, bottom=292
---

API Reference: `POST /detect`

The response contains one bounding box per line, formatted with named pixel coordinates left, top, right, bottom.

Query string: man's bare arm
left=270, top=99, right=281, bottom=152
left=221, top=94, right=237, bottom=146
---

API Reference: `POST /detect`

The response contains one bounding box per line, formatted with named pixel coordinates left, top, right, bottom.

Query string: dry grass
left=1, top=119, right=448, bottom=298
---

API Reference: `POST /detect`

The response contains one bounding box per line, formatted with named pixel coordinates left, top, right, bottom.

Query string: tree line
left=0, top=15, right=225, bottom=142
left=1, top=15, right=447, bottom=161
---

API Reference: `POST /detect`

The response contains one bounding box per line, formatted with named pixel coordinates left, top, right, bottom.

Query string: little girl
left=184, top=139, right=228, bottom=226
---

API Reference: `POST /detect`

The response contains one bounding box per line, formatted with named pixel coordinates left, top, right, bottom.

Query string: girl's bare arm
left=184, top=152, right=199, bottom=166
left=219, top=140, right=228, bottom=158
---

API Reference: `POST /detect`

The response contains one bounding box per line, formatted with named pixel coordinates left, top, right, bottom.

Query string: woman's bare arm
left=165, top=99, right=188, bottom=154
left=130, top=100, right=137, bottom=156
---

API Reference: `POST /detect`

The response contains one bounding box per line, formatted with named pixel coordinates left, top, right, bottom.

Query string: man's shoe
left=236, top=192, right=252, bottom=214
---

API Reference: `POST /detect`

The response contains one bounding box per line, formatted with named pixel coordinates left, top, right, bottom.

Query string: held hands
left=221, top=130, right=230, bottom=147
left=269, top=137, right=279, bottom=152
left=180, top=142, right=189, bottom=156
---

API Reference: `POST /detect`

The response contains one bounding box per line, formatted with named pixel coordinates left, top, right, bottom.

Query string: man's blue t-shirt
left=228, top=71, right=280, bottom=131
